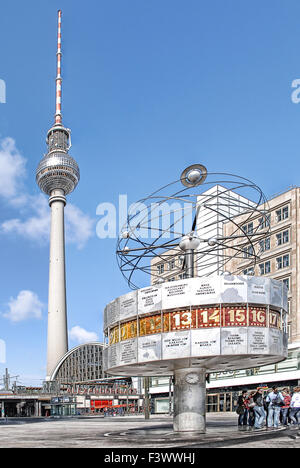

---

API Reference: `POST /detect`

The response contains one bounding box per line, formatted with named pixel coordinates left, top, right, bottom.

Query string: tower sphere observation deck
left=36, top=124, right=80, bottom=196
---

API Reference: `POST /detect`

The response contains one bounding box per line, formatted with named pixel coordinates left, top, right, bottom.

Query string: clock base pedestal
left=173, top=368, right=206, bottom=433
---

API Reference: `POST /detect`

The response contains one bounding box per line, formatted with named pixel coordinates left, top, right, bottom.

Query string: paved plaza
left=0, top=413, right=299, bottom=449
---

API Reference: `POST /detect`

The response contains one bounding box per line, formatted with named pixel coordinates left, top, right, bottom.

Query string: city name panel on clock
left=103, top=276, right=288, bottom=376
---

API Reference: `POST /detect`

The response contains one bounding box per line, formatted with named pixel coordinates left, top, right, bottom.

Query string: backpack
left=263, top=396, right=270, bottom=410
left=236, top=406, right=245, bottom=415
left=273, top=394, right=284, bottom=407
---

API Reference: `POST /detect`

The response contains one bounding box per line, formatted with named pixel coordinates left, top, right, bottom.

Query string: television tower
left=36, top=10, right=80, bottom=380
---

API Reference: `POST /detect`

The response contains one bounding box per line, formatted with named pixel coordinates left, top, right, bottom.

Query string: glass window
left=283, top=278, right=290, bottom=291
left=276, top=255, right=289, bottom=269
left=276, top=257, right=282, bottom=270
left=258, top=214, right=270, bottom=230
left=243, top=267, right=254, bottom=275
left=283, top=254, right=290, bottom=268
left=277, top=230, right=289, bottom=246
left=243, top=245, right=254, bottom=258
left=259, top=261, right=270, bottom=275
left=276, top=206, right=289, bottom=222
left=276, top=209, right=282, bottom=222
left=276, top=233, right=282, bottom=246
left=283, top=206, right=289, bottom=219
left=283, top=230, right=289, bottom=244
left=242, top=222, right=253, bottom=235
left=259, top=237, right=270, bottom=252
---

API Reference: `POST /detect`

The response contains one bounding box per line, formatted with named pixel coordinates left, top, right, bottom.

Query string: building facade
left=148, top=187, right=300, bottom=412
left=50, top=343, right=105, bottom=383
left=48, top=343, right=141, bottom=415
left=224, top=187, right=299, bottom=344
left=211, top=187, right=300, bottom=394
left=195, top=184, right=255, bottom=276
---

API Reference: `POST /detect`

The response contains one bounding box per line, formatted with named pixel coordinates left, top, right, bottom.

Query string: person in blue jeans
left=290, top=387, right=300, bottom=427
left=281, top=388, right=291, bottom=426
left=253, top=388, right=266, bottom=429
left=266, top=386, right=284, bottom=428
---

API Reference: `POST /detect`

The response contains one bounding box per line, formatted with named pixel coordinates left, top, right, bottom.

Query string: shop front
left=50, top=396, right=77, bottom=416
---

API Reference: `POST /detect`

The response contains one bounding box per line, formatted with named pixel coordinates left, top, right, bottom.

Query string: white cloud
left=1, top=194, right=50, bottom=243
left=0, top=137, right=26, bottom=200
left=65, top=204, right=95, bottom=249
left=69, top=326, right=98, bottom=345
left=0, top=137, right=95, bottom=249
left=2, top=290, right=44, bottom=323
left=1, top=195, right=94, bottom=248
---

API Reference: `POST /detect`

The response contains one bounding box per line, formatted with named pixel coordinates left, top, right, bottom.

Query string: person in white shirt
left=290, top=387, right=300, bottom=427
left=266, top=386, right=284, bottom=428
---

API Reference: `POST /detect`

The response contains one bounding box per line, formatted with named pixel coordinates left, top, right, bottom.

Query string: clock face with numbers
left=185, top=372, right=200, bottom=384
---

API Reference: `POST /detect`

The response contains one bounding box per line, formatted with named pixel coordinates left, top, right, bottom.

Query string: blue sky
left=1, top=0, right=300, bottom=385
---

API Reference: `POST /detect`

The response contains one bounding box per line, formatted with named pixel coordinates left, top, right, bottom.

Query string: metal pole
left=4, top=368, right=9, bottom=391
left=169, top=376, right=172, bottom=415
left=126, top=383, right=129, bottom=416
left=144, top=377, right=150, bottom=420
left=185, top=249, right=194, bottom=278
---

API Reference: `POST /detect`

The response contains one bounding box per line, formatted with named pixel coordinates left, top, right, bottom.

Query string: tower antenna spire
left=55, top=10, right=63, bottom=125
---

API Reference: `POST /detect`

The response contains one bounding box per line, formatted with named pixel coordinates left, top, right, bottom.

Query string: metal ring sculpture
left=116, top=165, right=270, bottom=290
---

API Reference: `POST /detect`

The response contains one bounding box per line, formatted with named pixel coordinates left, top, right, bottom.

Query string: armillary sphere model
left=116, top=164, right=271, bottom=289
left=103, top=164, right=288, bottom=434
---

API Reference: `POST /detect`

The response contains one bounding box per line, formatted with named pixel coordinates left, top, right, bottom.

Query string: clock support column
left=173, top=368, right=206, bottom=433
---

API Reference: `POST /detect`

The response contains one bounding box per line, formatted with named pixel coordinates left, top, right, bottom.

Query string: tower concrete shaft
left=46, top=189, right=68, bottom=379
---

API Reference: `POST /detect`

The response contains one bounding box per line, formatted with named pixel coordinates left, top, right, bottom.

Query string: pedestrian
left=290, top=387, right=300, bottom=428
left=237, top=390, right=248, bottom=427
left=263, top=389, right=271, bottom=426
left=253, top=388, right=266, bottom=430
left=266, top=385, right=284, bottom=428
left=281, top=388, right=291, bottom=426
left=246, top=391, right=256, bottom=428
